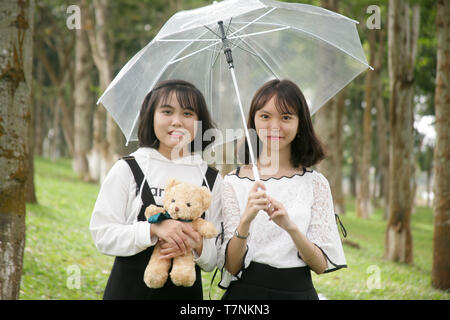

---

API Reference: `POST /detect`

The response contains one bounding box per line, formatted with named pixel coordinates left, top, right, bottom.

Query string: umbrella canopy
left=98, top=0, right=370, bottom=151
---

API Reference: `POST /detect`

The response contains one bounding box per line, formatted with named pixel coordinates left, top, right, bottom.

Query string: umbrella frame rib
left=125, top=28, right=212, bottom=145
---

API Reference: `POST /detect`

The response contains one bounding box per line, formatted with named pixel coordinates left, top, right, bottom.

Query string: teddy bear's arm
left=145, top=205, right=166, bottom=220
left=191, top=218, right=217, bottom=239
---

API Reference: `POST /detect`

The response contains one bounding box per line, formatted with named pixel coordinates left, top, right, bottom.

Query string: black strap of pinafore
left=123, top=155, right=218, bottom=217
left=201, top=166, right=218, bottom=219
left=122, top=156, right=156, bottom=221
left=335, top=213, right=347, bottom=238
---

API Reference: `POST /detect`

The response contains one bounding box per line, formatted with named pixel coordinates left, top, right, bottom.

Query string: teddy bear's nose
left=175, top=207, right=179, bottom=212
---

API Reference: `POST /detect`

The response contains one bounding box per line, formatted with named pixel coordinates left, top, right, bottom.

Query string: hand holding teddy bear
left=144, top=179, right=217, bottom=288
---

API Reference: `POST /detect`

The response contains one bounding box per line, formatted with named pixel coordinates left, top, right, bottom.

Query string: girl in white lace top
left=218, top=79, right=347, bottom=300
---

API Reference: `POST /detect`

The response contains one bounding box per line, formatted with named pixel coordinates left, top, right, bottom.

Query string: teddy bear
left=143, top=178, right=217, bottom=288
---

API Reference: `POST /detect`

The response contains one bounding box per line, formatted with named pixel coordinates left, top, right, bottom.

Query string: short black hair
left=137, top=80, right=216, bottom=152
left=242, top=79, right=326, bottom=168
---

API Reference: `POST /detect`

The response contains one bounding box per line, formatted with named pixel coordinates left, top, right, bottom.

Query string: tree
left=373, top=30, right=389, bottom=219
left=0, top=0, right=34, bottom=299
left=315, top=0, right=346, bottom=215
left=356, top=29, right=376, bottom=219
left=431, top=0, right=450, bottom=291
left=85, top=0, right=117, bottom=182
left=73, top=2, right=94, bottom=182
left=384, top=0, right=420, bottom=264
left=36, top=1, right=75, bottom=158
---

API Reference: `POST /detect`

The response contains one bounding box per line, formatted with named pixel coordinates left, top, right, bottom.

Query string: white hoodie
left=89, top=147, right=223, bottom=272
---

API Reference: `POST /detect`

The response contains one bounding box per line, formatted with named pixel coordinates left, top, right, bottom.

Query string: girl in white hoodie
left=90, top=80, right=223, bottom=300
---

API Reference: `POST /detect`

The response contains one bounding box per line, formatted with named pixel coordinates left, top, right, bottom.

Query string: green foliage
left=21, top=157, right=449, bottom=300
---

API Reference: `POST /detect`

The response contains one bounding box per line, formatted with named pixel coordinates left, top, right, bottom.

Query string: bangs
left=156, top=86, right=199, bottom=113
left=175, top=87, right=200, bottom=114
left=274, top=94, right=297, bottom=115
left=176, top=88, right=199, bottom=113
left=254, top=90, right=297, bottom=116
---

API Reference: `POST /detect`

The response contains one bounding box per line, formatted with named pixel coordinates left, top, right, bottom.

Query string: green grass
left=306, top=201, right=449, bottom=300
left=22, top=157, right=112, bottom=299
left=21, top=157, right=449, bottom=300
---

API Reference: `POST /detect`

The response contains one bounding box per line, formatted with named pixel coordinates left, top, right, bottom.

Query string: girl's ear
left=200, top=186, right=212, bottom=212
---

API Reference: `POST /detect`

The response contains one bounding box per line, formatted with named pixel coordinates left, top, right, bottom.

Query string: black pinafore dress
left=103, top=156, right=218, bottom=300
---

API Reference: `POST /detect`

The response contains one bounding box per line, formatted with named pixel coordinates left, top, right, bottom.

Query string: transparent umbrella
left=98, top=0, right=371, bottom=181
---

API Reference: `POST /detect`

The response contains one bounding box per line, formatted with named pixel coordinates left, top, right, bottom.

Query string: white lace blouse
left=217, top=168, right=347, bottom=288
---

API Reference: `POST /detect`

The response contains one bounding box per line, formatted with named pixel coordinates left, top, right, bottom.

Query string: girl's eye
left=282, top=115, right=292, bottom=120
left=260, top=114, right=269, bottom=119
left=162, top=110, right=172, bottom=115
left=184, top=112, right=193, bottom=117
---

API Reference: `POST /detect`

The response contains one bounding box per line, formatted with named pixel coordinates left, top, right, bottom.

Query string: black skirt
left=222, top=262, right=319, bottom=300
left=103, top=247, right=203, bottom=300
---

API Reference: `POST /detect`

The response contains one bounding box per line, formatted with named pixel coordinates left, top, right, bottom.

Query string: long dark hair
left=137, top=80, right=216, bottom=152
left=242, top=79, right=326, bottom=168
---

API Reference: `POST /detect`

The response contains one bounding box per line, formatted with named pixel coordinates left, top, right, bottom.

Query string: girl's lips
left=267, top=136, right=283, bottom=140
left=169, top=130, right=185, bottom=136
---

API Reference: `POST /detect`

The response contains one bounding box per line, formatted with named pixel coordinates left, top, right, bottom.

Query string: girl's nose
left=171, top=115, right=182, bottom=127
left=269, top=123, right=281, bottom=132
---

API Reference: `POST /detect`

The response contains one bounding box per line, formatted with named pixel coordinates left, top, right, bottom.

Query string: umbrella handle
left=228, top=67, right=261, bottom=182
left=218, top=21, right=234, bottom=68
left=218, top=21, right=260, bottom=182
left=252, top=164, right=261, bottom=182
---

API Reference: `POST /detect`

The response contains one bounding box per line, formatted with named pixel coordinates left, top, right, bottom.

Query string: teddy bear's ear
left=200, top=186, right=212, bottom=212
left=166, top=178, right=181, bottom=191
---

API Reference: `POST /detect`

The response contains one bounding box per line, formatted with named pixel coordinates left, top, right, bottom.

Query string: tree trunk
left=85, top=0, right=119, bottom=182
left=25, top=81, right=37, bottom=203
left=349, top=97, right=362, bottom=198
left=333, top=89, right=346, bottom=215
left=37, top=42, right=75, bottom=157
left=316, top=0, right=345, bottom=215
left=384, top=0, right=419, bottom=264
left=33, top=61, right=44, bottom=156
left=426, top=164, right=432, bottom=208
left=356, top=30, right=376, bottom=219
left=0, top=0, right=34, bottom=299
left=73, top=23, right=93, bottom=182
left=372, top=30, right=390, bottom=219
left=432, top=0, right=450, bottom=291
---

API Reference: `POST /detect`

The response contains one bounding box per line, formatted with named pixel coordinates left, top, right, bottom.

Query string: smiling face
left=243, top=79, right=325, bottom=168
left=254, top=95, right=299, bottom=152
left=137, top=80, right=216, bottom=155
left=153, top=91, right=199, bottom=156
